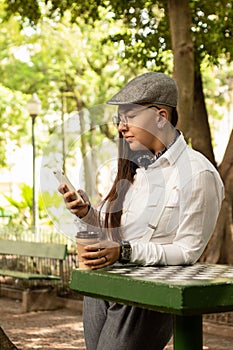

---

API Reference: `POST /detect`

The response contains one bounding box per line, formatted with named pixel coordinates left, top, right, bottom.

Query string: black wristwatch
left=119, top=240, right=132, bottom=264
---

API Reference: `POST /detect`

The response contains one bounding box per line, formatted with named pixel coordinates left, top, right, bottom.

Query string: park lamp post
left=27, top=93, right=41, bottom=240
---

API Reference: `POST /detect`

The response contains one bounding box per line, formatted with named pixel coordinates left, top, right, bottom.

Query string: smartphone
left=53, top=170, right=85, bottom=204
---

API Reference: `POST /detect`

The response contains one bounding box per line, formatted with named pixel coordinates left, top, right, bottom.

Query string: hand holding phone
left=53, top=170, right=85, bottom=204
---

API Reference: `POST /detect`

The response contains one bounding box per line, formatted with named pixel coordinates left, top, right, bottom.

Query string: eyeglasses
left=112, top=105, right=161, bottom=127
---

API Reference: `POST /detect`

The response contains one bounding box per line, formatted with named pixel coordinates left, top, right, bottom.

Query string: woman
left=59, top=72, right=224, bottom=350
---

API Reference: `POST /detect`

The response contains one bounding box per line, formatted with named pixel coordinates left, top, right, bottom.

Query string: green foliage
left=3, top=183, right=32, bottom=227
left=0, top=3, right=140, bottom=166
left=1, top=0, right=232, bottom=217
left=4, top=1, right=232, bottom=69
left=191, top=1, right=233, bottom=66
left=0, top=86, right=29, bottom=166
left=102, top=0, right=233, bottom=69
left=4, top=0, right=41, bottom=25
left=202, top=59, right=233, bottom=127
left=3, top=183, right=50, bottom=228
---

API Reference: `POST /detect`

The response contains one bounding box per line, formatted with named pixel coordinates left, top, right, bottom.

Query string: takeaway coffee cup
left=76, top=231, right=100, bottom=270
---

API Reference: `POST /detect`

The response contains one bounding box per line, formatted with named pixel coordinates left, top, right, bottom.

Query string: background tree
left=0, top=5, right=137, bottom=195
left=4, top=1, right=232, bottom=157
left=1, top=0, right=233, bottom=262
left=167, top=0, right=194, bottom=139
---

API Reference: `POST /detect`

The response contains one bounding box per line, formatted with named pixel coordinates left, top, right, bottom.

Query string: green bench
left=69, top=263, right=233, bottom=350
left=0, top=239, right=68, bottom=312
left=0, top=239, right=67, bottom=282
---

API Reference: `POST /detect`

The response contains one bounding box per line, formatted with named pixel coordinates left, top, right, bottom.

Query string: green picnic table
left=69, top=263, right=233, bottom=350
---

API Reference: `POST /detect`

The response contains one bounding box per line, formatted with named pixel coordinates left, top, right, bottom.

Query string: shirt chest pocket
left=148, top=187, right=180, bottom=235
left=165, top=188, right=179, bottom=207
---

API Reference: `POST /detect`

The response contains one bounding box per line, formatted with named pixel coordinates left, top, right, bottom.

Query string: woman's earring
left=157, top=122, right=164, bottom=129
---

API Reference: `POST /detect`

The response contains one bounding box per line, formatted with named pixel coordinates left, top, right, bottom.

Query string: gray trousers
left=83, top=296, right=173, bottom=350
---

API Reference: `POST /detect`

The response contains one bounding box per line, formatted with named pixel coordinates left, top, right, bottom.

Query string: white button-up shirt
left=121, top=133, right=224, bottom=265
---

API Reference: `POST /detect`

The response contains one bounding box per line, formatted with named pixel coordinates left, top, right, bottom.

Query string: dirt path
left=1, top=298, right=85, bottom=350
left=1, top=297, right=233, bottom=350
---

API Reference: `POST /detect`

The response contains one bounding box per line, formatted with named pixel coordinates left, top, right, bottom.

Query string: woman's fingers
left=58, top=184, right=89, bottom=218
left=81, top=241, right=120, bottom=269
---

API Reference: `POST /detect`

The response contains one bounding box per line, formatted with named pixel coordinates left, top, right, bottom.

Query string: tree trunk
left=200, top=130, right=233, bottom=263
left=74, top=96, right=97, bottom=199
left=190, top=64, right=217, bottom=166
left=167, top=1, right=233, bottom=264
left=167, top=0, right=194, bottom=138
left=85, top=121, right=98, bottom=199
left=0, top=327, right=18, bottom=350
left=76, top=109, right=95, bottom=198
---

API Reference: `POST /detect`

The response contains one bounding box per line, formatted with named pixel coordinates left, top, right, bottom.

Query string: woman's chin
left=129, top=142, right=148, bottom=152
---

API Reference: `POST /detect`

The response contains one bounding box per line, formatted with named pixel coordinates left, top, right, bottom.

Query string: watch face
left=120, top=241, right=131, bottom=263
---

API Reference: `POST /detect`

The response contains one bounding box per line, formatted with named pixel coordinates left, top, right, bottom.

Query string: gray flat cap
left=107, top=72, right=178, bottom=107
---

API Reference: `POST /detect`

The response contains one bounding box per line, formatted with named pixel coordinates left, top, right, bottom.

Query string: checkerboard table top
left=105, top=263, right=233, bottom=283
left=70, top=263, right=233, bottom=315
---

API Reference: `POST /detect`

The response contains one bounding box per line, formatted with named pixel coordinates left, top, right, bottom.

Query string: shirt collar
left=148, top=131, right=187, bottom=168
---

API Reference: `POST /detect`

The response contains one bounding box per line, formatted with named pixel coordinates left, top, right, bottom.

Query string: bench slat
left=0, top=240, right=67, bottom=259
left=0, top=269, right=61, bottom=280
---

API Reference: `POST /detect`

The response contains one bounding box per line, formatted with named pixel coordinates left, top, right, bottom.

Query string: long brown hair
left=99, top=132, right=135, bottom=241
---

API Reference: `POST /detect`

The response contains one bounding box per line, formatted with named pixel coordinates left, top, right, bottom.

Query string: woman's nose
left=118, top=121, right=128, bottom=132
